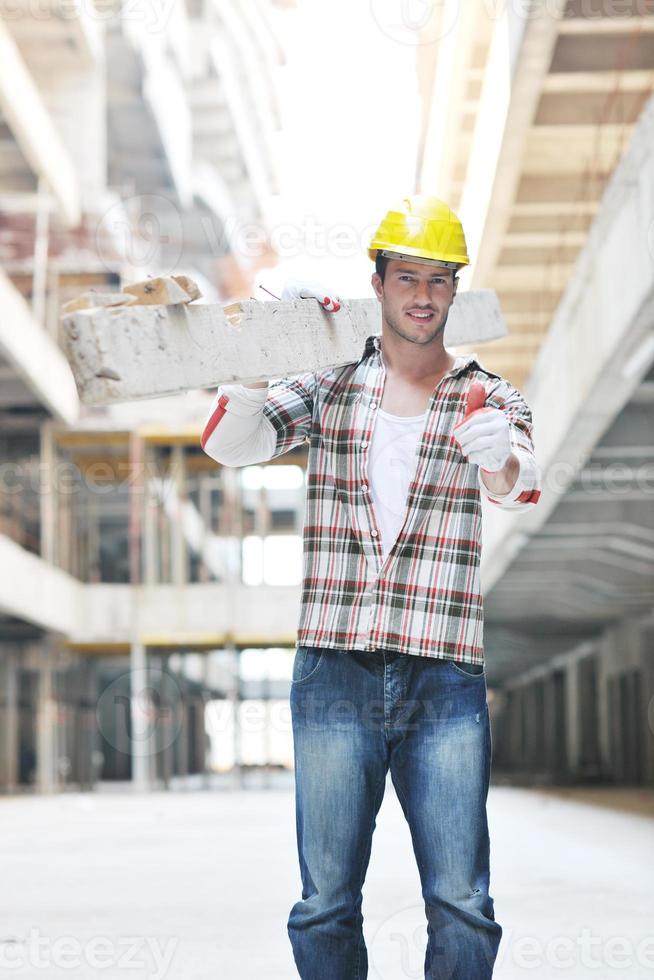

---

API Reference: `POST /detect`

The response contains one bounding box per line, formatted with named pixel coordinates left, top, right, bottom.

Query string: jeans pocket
left=448, top=659, right=485, bottom=677
left=292, top=646, right=326, bottom=685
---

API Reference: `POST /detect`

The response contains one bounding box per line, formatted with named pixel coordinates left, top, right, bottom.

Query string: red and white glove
left=281, top=280, right=341, bottom=313
left=453, top=382, right=513, bottom=473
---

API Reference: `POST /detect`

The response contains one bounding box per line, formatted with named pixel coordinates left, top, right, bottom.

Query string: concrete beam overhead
left=0, top=535, right=79, bottom=636
left=523, top=124, right=633, bottom=174
left=481, top=94, right=654, bottom=594
left=516, top=173, right=609, bottom=203
left=491, top=265, right=571, bottom=292
left=0, top=268, right=80, bottom=424
left=559, top=16, right=654, bottom=34
left=0, top=20, right=81, bottom=225
left=544, top=69, right=654, bottom=92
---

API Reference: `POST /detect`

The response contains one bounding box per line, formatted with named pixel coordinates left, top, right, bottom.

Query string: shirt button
left=361, top=483, right=368, bottom=492
left=371, top=529, right=378, bottom=537
left=361, top=440, right=368, bottom=450
left=370, top=400, right=377, bottom=410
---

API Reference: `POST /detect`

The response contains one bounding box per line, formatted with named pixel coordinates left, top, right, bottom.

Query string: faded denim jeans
left=287, top=645, right=502, bottom=980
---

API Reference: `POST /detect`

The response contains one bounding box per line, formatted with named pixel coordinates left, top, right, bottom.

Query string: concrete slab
left=1, top=782, right=652, bottom=979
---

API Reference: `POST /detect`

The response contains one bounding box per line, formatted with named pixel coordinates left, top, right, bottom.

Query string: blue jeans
left=287, top=645, right=502, bottom=980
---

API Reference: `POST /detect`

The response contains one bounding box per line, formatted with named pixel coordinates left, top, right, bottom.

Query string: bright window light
left=263, top=535, right=302, bottom=585
left=264, top=465, right=304, bottom=490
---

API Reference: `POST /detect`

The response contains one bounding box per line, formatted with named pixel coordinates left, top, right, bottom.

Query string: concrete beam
left=76, top=583, right=302, bottom=646
left=559, top=16, right=654, bottom=34
left=0, top=269, right=79, bottom=423
left=523, top=124, right=633, bottom=173
left=543, top=69, right=654, bottom=92
left=512, top=201, right=599, bottom=217
left=492, top=266, right=571, bottom=291
left=0, top=20, right=81, bottom=225
left=61, top=291, right=508, bottom=405
left=535, top=89, right=649, bottom=125
left=0, top=535, right=79, bottom=635
left=5, top=0, right=103, bottom=65
left=503, top=231, right=587, bottom=248
left=481, top=94, right=654, bottom=593
left=210, top=36, right=271, bottom=211
left=516, top=173, right=609, bottom=203
left=419, top=0, right=480, bottom=200
left=463, top=0, right=567, bottom=287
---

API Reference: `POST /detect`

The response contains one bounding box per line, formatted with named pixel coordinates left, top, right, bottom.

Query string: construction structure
left=0, top=0, right=653, bottom=794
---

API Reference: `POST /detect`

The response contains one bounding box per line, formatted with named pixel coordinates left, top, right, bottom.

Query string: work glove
left=281, top=280, right=342, bottom=313
left=453, top=382, right=512, bottom=473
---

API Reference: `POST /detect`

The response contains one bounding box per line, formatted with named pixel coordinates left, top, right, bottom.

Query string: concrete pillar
left=565, top=658, right=581, bottom=777
left=229, top=645, right=243, bottom=789
left=0, top=647, right=19, bottom=792
left=642, top=622, right=654, bottom=788
left=143, top=443, right=158, bottom=587
left=39, top=421, right=57, bottom=566
left=170, top=445, right=187, bottom=587
left=173, top=668, right=189, bottom=780
left=76, top=658, right=98, bottom=789
left=578, top=651, right=601, bottom=779
left=35, top=643, right=58, bottom=794
left=158, top=655, right=174, bottom=789
left=130, top=641, right=156, bottom=791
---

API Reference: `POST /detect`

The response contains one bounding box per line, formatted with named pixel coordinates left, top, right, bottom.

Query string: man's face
left=371, top=259, right=458, bottom=346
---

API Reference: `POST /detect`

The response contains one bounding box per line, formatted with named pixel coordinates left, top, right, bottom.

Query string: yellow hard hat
left=368, top=195, right=469, bottom=268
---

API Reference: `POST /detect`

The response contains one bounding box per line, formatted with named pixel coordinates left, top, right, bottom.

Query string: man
left=201, top=196, right=541, bottom=979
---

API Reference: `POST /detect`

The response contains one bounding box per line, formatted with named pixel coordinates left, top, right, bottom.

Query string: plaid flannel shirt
left=202, top=334, right=541, bottom=665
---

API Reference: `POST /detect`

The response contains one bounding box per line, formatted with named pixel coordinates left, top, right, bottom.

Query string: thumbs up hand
left=453, top=382, right=513, bottom=473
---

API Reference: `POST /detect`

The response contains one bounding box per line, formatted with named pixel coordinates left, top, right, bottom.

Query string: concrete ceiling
left=484, top=367, right=654, bottom=684
left=420, top=2, right=654, bottom=392
left=481, top=8, right=654, bottom=391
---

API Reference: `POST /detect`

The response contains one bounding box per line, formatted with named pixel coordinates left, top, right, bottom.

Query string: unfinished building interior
left=0, top=0, right=653, bottom=796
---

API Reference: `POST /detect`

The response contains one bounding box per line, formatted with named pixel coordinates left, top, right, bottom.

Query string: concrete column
left=77, top=658, right=98, bottom=789
left=170, top=445, right=187, bottom=587
left=143, top=443, right=158, bottom=586
left=130, top=640, right=156, bottom=791
left=159, top=655, right=174, bottom=789
left=565, top=659, right=581, bottom=776
left=229, top=645, right=243, bottom=789
left=35, top=644, right=57, bottom=794
left=0, top=647, right=19, bottom=792
left=507, top=689, right=523, bottom=771
left=39, top=421, right=57, bottom=567
left=202, top=653, right=212, bottom=788
left=173, top=668, right=189, bottom=780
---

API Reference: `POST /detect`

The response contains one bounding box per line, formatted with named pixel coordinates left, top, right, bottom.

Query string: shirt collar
left=363, top=334, right=482, bottom=378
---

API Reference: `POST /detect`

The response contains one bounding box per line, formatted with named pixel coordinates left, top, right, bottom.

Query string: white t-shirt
left=368, top=406, right=427, bottom=560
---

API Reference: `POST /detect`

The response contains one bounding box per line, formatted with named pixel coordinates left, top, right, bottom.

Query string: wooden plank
left=61, top=290, right=508, bottom=405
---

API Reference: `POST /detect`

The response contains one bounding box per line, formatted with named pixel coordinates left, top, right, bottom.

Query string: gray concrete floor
left=1, top=780, right=653, bottom=979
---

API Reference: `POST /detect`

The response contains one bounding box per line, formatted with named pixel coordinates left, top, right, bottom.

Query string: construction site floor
left=1, top=781, right=653, bottom=979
